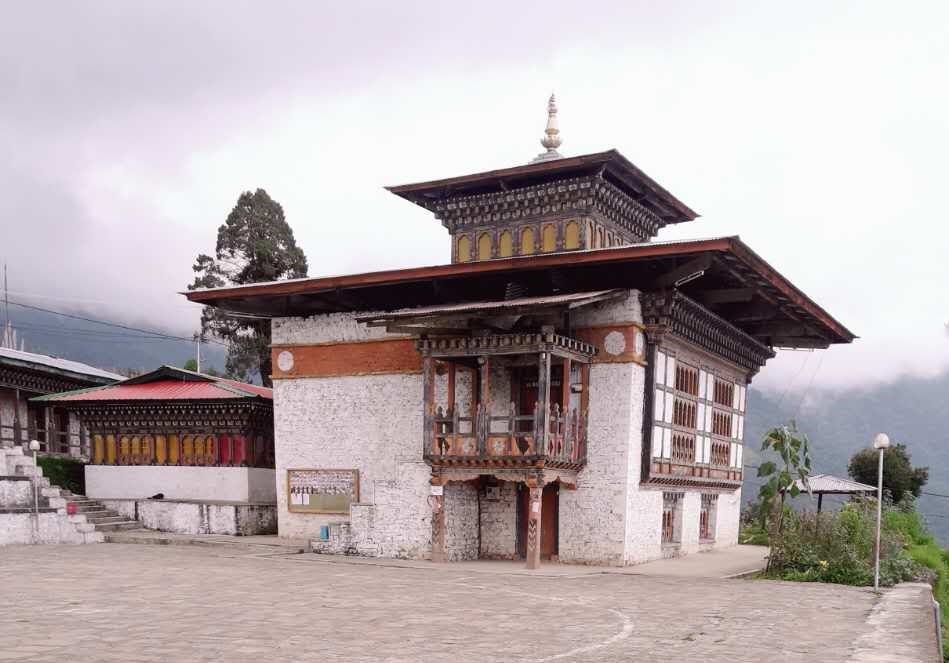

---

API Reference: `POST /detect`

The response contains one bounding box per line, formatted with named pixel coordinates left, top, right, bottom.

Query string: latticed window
left=700, top=494, right=717, bottom=540
left=713, top=378, right=734, bottom=407
left=662, top=492, right=683, bottom=543
left=671, top=432, right=695, bottom=463
left=652, top=349, right=747, bottom=472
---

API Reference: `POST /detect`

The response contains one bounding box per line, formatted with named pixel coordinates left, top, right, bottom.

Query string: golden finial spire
left=531, top=93, right=563, bottom=163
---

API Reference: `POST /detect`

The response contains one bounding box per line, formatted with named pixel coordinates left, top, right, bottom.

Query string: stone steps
left=1, top=445, right=103, bottom=544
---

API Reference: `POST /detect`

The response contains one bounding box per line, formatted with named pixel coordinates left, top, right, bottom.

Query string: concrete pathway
left=105, top=530, right=767, bottom=579
left=624, top=544, right=769, bottom=578
left=0, top=543, right=938, bottom=662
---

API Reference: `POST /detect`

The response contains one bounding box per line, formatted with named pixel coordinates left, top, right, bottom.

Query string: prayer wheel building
left=185, top=98, right=854, bottom=567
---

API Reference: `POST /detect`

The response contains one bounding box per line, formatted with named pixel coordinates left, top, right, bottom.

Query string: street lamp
left=873, top=432, right=890, bottom=591
left=28, top=439, right=41, bottom=543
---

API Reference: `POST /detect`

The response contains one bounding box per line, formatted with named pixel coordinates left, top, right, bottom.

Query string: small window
left=520, top=227, right=535, bottom=255
left=662, top=492, right=683, bottom=544
left=541, top=224, right=557, bottom=252
left=675, top=363, right=699, bottom=396
left=456, top=235, right=471, bottom=262
left=700, top=494, right=717, bottom=541
left=564, top=221, right=580, bottom=249
left=477, top=232, right=493, bottom=260
left=498, top=230, right=513, bottom=258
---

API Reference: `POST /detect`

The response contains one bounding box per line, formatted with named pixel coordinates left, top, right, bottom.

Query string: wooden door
left=516, top=483, right=559, bottom=560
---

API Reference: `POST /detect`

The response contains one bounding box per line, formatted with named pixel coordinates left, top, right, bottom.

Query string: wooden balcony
left=424, top=401, right=587, bottom=471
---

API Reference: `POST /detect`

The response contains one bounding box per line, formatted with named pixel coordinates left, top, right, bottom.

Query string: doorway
left=516, top=482, right=559, bottom=560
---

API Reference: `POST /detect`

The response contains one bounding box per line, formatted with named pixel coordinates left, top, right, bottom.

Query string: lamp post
left=873, top=432, right=890, bottom=591
left=28, top=439, right=41, bottom=543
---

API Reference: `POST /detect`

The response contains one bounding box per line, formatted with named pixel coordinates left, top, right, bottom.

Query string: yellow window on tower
left=520, top=227, right=535, bottom=254
left=541, top=224, right=557, bottom=252
left=597, top=227, right=604, bottom=248
left=564, top=221, right=580, bottom=249
left=498, top=230, right=513, bottom=257
left=587, top=220, right=595, bottom=248
left=456, top=235, right=471, bottom=262
left=477, top=233, right=492, bottom=260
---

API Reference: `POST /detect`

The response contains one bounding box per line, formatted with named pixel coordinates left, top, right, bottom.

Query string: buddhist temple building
left=184, top=97, right=855, bottom=566
left=0, top=346, right=122, bottom=456
left=33, top=365, right=277, bottom=535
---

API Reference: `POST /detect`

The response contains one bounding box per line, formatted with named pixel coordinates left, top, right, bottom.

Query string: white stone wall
left=0, top=512, right=99, bottom=545
left=100, top=499, right=277, bottom=536
left=85, top=466, right=276, bottom=502
left=273, top=372, right=430, bottom=557
left=713, top=487, right=742, bottom=549
left=559, top=362, right=639, bottom=566
left=480, top=482, right=517, bottom=559
left=444, top=482, right=479, bottom=561
left=571, top=290, right=642, bottom=326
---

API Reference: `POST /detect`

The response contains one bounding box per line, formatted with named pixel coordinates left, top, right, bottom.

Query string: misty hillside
left=5, top=306, right=226, bottom=376
left=744, top=372, right=949, bottom=545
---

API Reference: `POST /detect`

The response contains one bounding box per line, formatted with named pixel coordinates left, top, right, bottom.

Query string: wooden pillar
left=477, top=356, right=491, bottom=455
left=447, top=362, right=456, bottom=416
left=430, top=474, right=447, bottom=563
left=422, top=354, right=435, bottom=455
left=817, top=493, right=823, bottom=514
left=525, top=478, right=544, bottom=570
left=536, top=352, right=551, bottom=456
left=561, top=358, right=571, bottom=411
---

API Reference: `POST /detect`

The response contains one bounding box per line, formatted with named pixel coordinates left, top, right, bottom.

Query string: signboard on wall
left=287, top=469, right=359, bottom=514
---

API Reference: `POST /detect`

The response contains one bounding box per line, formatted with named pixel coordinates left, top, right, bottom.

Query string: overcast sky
left=1, top=1, right=947, bottom=390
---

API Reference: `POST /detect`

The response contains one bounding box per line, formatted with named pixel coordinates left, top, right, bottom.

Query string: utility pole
left=2, top=263, right=9, bottom=349
left=193, top=333, right=201, bottom=373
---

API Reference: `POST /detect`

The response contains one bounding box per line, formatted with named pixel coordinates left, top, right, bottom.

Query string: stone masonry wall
left=444, top=482, right=479, bottom=561
left=273, top=373, right=429, bottom=555
left=559, top=361, right=637, bottom=566
left=480, top=481, right=517, bottom=559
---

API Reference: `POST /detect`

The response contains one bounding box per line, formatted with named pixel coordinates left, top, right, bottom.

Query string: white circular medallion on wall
left=634, top=329, right=645, bottom=357
left=277, top=350, right=295, bottom=372
left=603, top=330, right=627, bottom=356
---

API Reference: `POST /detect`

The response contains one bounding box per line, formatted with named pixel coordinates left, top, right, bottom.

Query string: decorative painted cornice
left=417, top=332, right=596, bottom=361
left=432, top=173, right=663, bottom=242
left=641, top=290, right=775, bottom=374
left=0, top=366, right=93, bottom=396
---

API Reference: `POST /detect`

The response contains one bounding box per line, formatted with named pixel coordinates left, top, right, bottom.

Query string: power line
left=7, top=299, right=226, bottom=347
left=921, top=491, right=949, bottom=500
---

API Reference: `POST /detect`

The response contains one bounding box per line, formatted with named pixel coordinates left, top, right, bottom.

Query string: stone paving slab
left=0, top=544, right=933, bottom=662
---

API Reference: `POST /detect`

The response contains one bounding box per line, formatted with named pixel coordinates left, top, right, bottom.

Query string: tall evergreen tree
left=188, top=189, right=308, bottom=386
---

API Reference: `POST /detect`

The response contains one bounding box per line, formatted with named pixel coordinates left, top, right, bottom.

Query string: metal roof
left=182, top=236, right=856, bottom=349
left=32, top=365, right=272, bottom=404
left=794, top=474, right=877, bottom=495
left=385, top=149, right=699, bottom=226
left=0, top=346, right=124, bottom=384
left=356, top=290, right=624, bottom=325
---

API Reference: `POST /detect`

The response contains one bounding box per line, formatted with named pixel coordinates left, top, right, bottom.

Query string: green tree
left=848, top=443, right=928, bottom=503
left=183, top=358, right=198, bottom=372
left=188, top=189, right=308, bottom=386
left=756, top=422, right=812, bottom=551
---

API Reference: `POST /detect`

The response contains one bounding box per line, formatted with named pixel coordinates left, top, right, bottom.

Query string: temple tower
left=387, top=95, right=699, bottom=263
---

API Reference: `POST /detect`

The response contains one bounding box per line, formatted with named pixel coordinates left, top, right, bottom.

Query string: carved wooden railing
left=428, top=401, right=587, bottom=467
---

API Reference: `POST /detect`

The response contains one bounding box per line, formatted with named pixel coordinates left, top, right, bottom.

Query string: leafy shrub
left=739, top=523, right=770, bottom=546
left=36, top=455, right=85, bottom=495
left=766, top=501, right=915, bottom=587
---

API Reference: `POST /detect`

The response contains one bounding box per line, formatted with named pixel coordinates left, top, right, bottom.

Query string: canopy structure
left=793, top=473, right=877, bottom=512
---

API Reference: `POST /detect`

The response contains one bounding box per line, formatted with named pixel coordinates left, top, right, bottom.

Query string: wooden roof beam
left=654, top=254, right=713, bottom=288
left=699, top=287, right=757, bottom=305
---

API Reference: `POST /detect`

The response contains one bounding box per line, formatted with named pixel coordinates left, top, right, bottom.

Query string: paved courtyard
left=0, top=544, right=919, bottom=662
